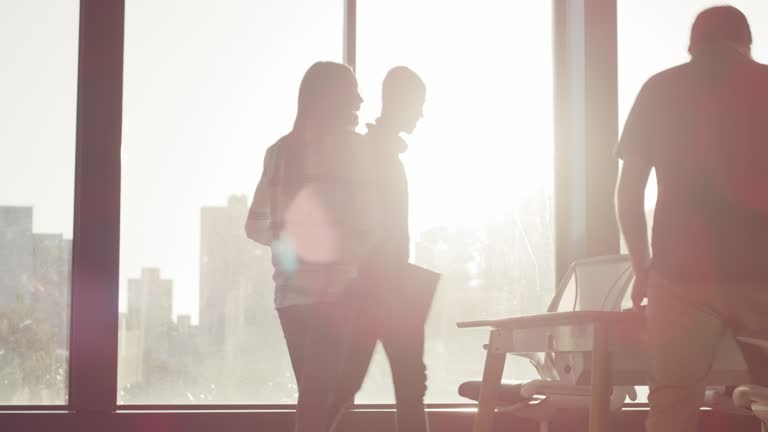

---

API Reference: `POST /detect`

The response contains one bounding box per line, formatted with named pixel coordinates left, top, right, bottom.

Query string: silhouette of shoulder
left=636, top=62, right=697, bottom=98
left=740, top=58, right=768, bottom=87
left=264, top=134, right=294, bottom=160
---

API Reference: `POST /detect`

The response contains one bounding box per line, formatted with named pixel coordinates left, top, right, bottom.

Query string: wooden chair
left=458, top=254, right=750, bottom=432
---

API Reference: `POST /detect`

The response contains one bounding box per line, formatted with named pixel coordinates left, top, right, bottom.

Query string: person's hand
left=631, top=264, right=650, bottom=312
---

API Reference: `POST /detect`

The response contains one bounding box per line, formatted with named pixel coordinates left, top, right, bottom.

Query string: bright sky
left=3, top=1, right=768, bottom=322
left=0, top=2, right=78, bottom=238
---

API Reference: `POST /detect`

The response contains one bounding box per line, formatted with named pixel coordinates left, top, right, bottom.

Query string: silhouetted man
left=336, top=66, right=429, bottom=432
left=616, top=6, right=768, bottom=432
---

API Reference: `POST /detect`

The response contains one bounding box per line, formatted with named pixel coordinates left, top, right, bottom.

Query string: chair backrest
left=548, top=254, right=634, bottom=313
left=544, top=254, right=749, bottom=388
left=541, top=255, right=639, bottom=390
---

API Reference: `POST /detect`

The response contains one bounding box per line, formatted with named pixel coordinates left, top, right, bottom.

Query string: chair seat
left=458, top=380, right=532, bottom=406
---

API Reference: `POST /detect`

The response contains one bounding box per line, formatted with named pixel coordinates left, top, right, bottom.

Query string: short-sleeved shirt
left=617, top=49, right=768, bottom=284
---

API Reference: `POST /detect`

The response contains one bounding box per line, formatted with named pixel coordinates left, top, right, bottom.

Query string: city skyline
left=0, top=198, right=555, bottom=403
left=0, top=181, right=553, bottom=324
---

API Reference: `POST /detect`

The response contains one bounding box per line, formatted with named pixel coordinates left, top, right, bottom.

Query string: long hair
left=292, top=61, right=356, bottom=133
left=275, top=62, right=357, bottom=219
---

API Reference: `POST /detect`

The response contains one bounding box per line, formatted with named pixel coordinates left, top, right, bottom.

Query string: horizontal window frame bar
left=0, top=402, right=650, bottom=413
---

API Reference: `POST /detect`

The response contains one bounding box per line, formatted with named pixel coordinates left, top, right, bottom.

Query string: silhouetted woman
left=245, top=61, right=370, bottom=432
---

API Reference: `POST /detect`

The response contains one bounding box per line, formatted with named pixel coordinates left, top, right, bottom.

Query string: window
left=0, top=1, right=658, bottom=426
left=118, top=0, right=555, bottom=406
left=356, top=0, right=556, bottom=402
left=118, top=0, right=343, bottom=404
left=0, top=1, right=79, bottom=405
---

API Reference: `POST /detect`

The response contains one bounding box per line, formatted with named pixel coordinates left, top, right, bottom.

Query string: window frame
left=0, top=0, right=623, bottom=427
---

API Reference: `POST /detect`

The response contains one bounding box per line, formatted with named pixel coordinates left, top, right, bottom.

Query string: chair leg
left=473, top=348, right=506, bottom=432
left=539, top=420, right=550, bottom=432
left=327, top=399, right=353, bottom=432
left=589, top=324, right=613, bottom=432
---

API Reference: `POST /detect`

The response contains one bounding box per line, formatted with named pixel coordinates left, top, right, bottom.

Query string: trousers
left=645, top=271, right=768, bottom=432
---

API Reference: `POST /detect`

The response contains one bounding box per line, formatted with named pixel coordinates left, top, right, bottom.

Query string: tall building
left=0, top=206, right=33, bottom=309
left=31, top=233, right=72, bottom=358
left=31, top=234, right=71, bottom=290
left=0, top=207, right=73, bottom=311
left=0, top=206, right=72, bottom=403
left=127, top=268, right=173, bottom=333
left=198, top=195, right=281, bottom=401
left=125, top=268, right=174, bottom=385
left=117, top=312, right=141, bottom=391
left=0, top=206, right=71, bottom=326
left=199, top=195, right=272, bottom=347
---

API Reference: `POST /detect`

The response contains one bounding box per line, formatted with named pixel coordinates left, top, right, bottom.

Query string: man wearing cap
left=615, top=6, right=768, bottom=431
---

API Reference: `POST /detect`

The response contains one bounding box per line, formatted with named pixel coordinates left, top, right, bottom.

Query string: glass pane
left=118, top=0, right=343, bottom=403
left=0, top=1, right=79, bottom=405
left=357, top=0, right=555, bottom=402
left=618, top=0, right=768, bottom=401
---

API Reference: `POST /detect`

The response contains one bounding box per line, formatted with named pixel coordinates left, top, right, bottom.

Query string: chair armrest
left=457, top=310, right=643, bottom=330
left=736, top=337, right=768, bottom=351
left=734, top=385, right=768, bottom=409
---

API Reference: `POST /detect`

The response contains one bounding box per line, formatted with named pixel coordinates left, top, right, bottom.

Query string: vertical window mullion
left=69, top=0, right=125, bottom=413
left=553, top=0, right=619, bottom=282
left=583, top=0, right=619, bottom=257
left=344, top=0, right=356, bottom=71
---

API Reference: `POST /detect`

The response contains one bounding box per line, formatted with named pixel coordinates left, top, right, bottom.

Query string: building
left=0, top=206, right=33, bottom=309
left=199, top=195, right=272, bottom=348
left=125, top=268, right=174, bottom=388
left=198, top=194, right=283, bottom=401
left=0, top=206, right=72, bottom=403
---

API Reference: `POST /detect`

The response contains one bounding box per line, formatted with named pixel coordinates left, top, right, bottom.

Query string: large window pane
left=0, top=1, right=79, bottom=405
left=118, top=0, right=343, bottom=404
left=356, top=1, right=555, bottom=402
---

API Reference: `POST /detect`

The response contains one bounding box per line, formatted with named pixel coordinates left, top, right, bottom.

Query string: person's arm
left=616, top=78, right=661, bottom=277
left=615, top=79, right=656, bottom=309
left=616, top=159, right=652, bottom=275
left=245, top=148, right=276, bottom=246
